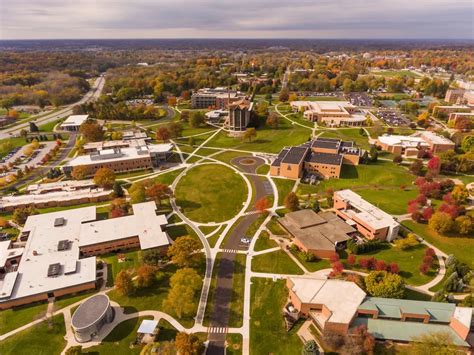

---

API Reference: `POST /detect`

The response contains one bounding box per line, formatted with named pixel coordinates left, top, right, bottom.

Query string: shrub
left=365, top=271, right=405, bottom=298
left=347, top=254, right=357, bottom=266
left=394, top=233, right=418, bottom=250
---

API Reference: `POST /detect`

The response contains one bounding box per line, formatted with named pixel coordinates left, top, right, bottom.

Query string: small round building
left=71, top=294, right=114, bottom=342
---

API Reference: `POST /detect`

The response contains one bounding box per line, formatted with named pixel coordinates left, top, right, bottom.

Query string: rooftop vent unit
left=57, top=240, right=70, bottom=251
left=54, top=217, right=65, bottom=227
left=47, top=263, right=61, bottom=277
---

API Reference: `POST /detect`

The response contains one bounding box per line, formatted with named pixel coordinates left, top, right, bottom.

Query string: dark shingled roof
left=281, top=147, right=309, bottom=164
left=307, top=152, right=343, bottom=166
left=311, top=138, right=341, bottom=150
left=71, top=294, right=110, bottom=330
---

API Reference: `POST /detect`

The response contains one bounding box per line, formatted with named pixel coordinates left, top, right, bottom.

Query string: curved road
left=0, top=76, right=105, bottom=140
left=207, top=156, right=272, bottom=354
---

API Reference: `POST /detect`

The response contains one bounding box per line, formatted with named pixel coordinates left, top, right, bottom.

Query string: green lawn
left=39, top=119, right=63, bottom=132
left=356, top=187, right=418, bottom=215
left=256, top=164, right=270, bottom=175
left=404, top=288, right=431, bottom=301
left=204, top=253, right=222, bottom=325
left=250, top=278, right=303, bottom=354
left=251, top=250, right=303, bottom=275
left=290, top=250, right=331, bottom=272
left=205, top=119, right=311, bottom=154
left=371, top=70, right=421, bottom=78
left=83, top=316, right=152, bottom=355
left=207, top=225, right=225, bottom=248
left=254, top=231, right=278, bottom=251
left=267, top=217, right=287, bottom=236
left=0, top=314, right=66, bottom=355
left=0, top=301, right=48, bottom=335
left=403, top=221, right=474, bottom=268
left=272, top=178, right=295, bottom=206
left=175, top=164, right=247, bottom=223
left=53, top=289, right=98, bottom=312
left=229, top=254, right=246, bottom=328
left=342, top=243, right=437, bottom=286
left=100, top=250, right=141, bottom=283
left=0, top=137, right=26, bottom=158
left=226, top=333, right=243, bottom=355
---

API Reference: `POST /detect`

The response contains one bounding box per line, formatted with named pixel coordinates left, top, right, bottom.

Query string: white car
left=240, top=237, right=251, bottom=244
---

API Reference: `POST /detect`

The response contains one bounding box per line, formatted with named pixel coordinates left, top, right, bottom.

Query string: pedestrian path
left=208, top=327, right=228, bottom=334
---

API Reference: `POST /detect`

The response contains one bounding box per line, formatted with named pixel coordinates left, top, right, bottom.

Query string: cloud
left=0, top=0, right=472, bottom=39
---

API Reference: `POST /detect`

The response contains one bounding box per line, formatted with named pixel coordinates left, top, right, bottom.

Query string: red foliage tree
left=255, top=197, right=270, bottom=214
left=375, top=260, right=387, bottom=271
left=414, top=177, right=426, bottom=186
left=329, top=253, right=340, bottom=263
left=388, top=262, right=399, bottom=274
left=347, top=254, right=357, bottom=266
left=331, top=261, right=344, bottom=275
left=367, top=257, right=377, bottom=270
left=438, top=203, right=460, bottom=218
left=423, top=255, right=434, bottom=265
left=422, top=206, right=434, bottom=221
left=359, top=257, right=369, bottom=269
left=427, top=156, right=440, bottom=173
left=407, top=201, right=420, bottom=214
left=415, top=194, right=428, bottom=205
left=419, top=181, right=441, bottom=198
left=110, top=207, right=125, bottom=218
left=442, top=192, right=455, bottom=204
left=425, top=248, right=435, bottom=257
left=419, top=263, right=430, bottom=274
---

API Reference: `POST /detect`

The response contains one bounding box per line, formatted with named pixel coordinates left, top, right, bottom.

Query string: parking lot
left=375, top=109, right=411, bottom=126
left=346, top=92, right=372, bottom=106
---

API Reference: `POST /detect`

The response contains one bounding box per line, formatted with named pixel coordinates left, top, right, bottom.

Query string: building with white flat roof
left=290, top=101, right=366, bottom=127
left=376, top=131, right=455, bottom=157
left=62, top=143, right=173, bottom=177
left=333, top=189, right=400, bottom=241
left=0, top=201, right=170, bottom=309
left=60, top=115, right=89, bottom=132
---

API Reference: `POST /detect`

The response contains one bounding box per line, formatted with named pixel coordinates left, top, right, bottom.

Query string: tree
left=284, top=192, right=299, bottom=211
left=146, top=183, right=172, bottom=206
left=461, top=135, right=474, bottom=152
left=65, top=346, right=83, bottom=355
left=255, top=197, right=270, bottom=213
left=409, top=331, right=462, bottom=355
left=12, top=206, right=38, bottom=225
left=156, top=127, right=171, bottom=142
left=347, top=254, right=357, bottom=266
left=364, top=271, right=405, bottom=298
left=369, top=145, right=378, bottom=162
left=115, top=270, right=135, bottom=296
left=71, top=165, right=88, bottom=180
left=242, top=127, right=257, bottom=142
left=279, top=88, right=289, bottom=102
left=93, top=167, right=115, bottom=189
left=427, top=156, right=441, bottom=175
left=113, top=181, right=124, bottom=198
left=302, top=340, right=320, bottom=355
left=175, top=332, right=204, bottom=355
left=163, top=268, right=202, bottom=319
left=130, top=187, right=146, bottom=204
left=455, top=215, right=474, bottom=235
left=141, top=249, right=164, bottom=266
left=451, top=185, right=469, bottom=204
left=410, top=159, right=424, bottom=176
left=0, top=217, right=9, bottom=228
left=188, top=111, right=205, bottom=128
left=167, top=236, right=202, bottom=267
left=394, top=233, right=418, bottom=250
left=79, top=119, right=104, bottom=142
left=266, top=112, right=279, bottom=129
left=393, top=155, right=403, bottom=164
left=388, top=262, right=399, bottom=274
left=168, top=122, right=183, bottom=138
left=136, top=265, right=156, bottom=288
left=429, top=212, right=455, bottom=234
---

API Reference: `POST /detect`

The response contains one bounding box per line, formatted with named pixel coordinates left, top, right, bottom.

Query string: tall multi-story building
left=191, top=87, right=246, bottom=109
left=270, top=137, right=361, bottom=180
left=290, top=101, right=366, bottom=127
left=226, top=99, right=254, bottom=134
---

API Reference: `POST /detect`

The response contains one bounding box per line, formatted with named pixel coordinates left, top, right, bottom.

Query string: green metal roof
left=352, top=317, right=469, bottom=347
left=358, top=297, right=456, bottom=322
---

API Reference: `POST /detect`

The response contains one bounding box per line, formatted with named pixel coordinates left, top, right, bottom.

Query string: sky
left=0, top=0, right=473, bottom=40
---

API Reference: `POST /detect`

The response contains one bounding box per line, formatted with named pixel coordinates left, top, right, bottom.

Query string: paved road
left=207, top=156, right=270, bottom=354
left=0, top=76, right=105, bottom=140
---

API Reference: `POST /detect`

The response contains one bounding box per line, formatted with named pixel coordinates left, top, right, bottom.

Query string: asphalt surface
left=0, top=76, right=105, bottom=140
left=207, top=157, right=270, bottom=354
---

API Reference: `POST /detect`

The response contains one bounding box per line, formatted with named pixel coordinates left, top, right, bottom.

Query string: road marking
left=209, top=327, right=228, bottom=334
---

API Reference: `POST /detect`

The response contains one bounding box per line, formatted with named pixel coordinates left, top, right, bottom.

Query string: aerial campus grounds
left=0, top=71, right=473, bottom=355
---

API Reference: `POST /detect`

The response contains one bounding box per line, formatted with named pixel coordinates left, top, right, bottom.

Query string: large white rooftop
left=0, top=201, right=170, bottom=304
left=64, top=143, right=173, bottom=168
left=416, top=131, right=455, bottom=145
left=61, top=115, right=89, bottom=127
left=0, top=240, right=23, bottom=268
left=335, top=189, right=399, bottom=230
left=377, top=134, right=428, bottom=148
left=289, top=276, right=366, bottom=324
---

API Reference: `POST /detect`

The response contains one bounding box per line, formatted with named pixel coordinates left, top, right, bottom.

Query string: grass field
left=226, top=333, right=243, bottom=355
left=0, top=314, right=66, bottom=355
left=342, top=243, right=437, bottom=286
left=251, top=250, right=303, bottom=275
left=250, top=278, right=303, bottom=354
left=290, top=250, right=331, bottom=272
left=272, top=178, right=295, bottom=206
left=204, top=253, right=222, bottom=325
left=152, top=168, right=185, bottom=185
left=212, top=150, right=252, bottom=165
left=370, top=70, right=421, bottom=78
left=0, top=301, right=48, bottom=335
left=254, top=231, right=278, bottom=251
left=356, top=187, right=418, bottom=215
left=205, top=119, right=311, bottom=154
left=175, top=164, right=247, bottom=223
left=402, top=221, right=474, bottom=268
left=0, top=137, right=26, bottom=158
left=83, top=316, right=152, bottom=355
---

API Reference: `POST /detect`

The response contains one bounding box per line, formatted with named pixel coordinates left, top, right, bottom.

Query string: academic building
left=191, top=87, right=246, bottom=109
left=0, top=202, right=171, bottom=309
left=376, top=131, right=455, bottom=157
left=270, top=137, right=361, bottom=180
left=290, top=101, right=367, bottom=127
left=285, top=277, right=472, bottom=348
